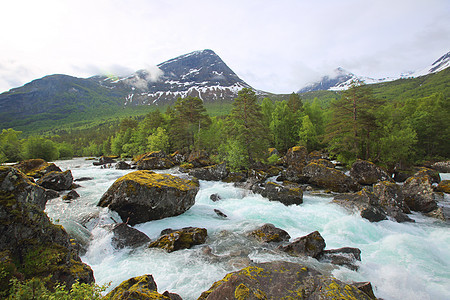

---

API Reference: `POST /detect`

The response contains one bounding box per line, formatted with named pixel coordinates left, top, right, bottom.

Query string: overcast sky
left=1, top=0, right=449, bottom=94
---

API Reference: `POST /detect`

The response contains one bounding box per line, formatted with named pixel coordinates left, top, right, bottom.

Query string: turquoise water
left=45, top=158, right=450, bottom=300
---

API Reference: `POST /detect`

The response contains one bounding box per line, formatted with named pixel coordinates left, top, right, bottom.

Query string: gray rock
left=37, top=170, right=74, bottom=191
left=248, top=223, right=291, bottom=243
left=403, top=175, right=438, bottom=213
left=104, top=223, right=151, bottom=249
left=278, top=230, right=326, bottom=258
left=252, top=181, right=303, bottom=206
left=189, top=163, right=228, bottom=181
left=350, top=159, right=393, bottom=185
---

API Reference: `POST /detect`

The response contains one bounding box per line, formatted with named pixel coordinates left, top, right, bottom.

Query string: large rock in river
left=252, top=181, right=303, bottom=206
left=198, top=261, right=376, bottom=300
left=36, top=170, right=74, bottom=191
left=98, top=170, right=199, bottom=225
left=350, top=159, right=392, bottom=185
left=302, top=162, right=360, bottom=193
left=13, top=158, right=62, bottom=179
left=0, top=166, right=93, bottom=293
left=148, top=227, right=207, bottom=252
left=402, top=174, right=438, bottom=213
left=136, top=151, right=175, bottom=170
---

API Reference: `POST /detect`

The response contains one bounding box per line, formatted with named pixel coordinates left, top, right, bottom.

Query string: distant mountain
left=91, top=49, right=251, bottom=105
left=297, top=51, right=450, bottom=93
left=0, top=49, right=252, bottom=131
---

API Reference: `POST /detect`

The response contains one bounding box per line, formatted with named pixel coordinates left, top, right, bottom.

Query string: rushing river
left=44, top=158, right=450, bottom=300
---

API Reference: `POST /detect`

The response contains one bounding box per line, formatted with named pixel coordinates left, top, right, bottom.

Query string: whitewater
left=44, top=158, right=450, bottom=300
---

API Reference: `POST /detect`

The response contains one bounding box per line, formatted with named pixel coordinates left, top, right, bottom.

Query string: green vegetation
left=0, top=69, right=448, bottom=169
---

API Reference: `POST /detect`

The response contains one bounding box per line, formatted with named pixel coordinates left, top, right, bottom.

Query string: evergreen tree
left=226, top=88, right=269, bottom=168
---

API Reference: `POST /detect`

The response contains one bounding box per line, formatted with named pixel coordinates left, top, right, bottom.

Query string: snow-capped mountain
left=93, top=49, right=251, bottom=105
left=298, top=51, right=450, bottom=93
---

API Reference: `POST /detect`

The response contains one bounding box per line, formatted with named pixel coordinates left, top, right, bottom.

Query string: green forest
left=1, top=69, right=449, bottom=170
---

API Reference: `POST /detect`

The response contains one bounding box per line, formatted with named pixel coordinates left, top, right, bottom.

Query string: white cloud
left=0, top=0, right=449, bottom=94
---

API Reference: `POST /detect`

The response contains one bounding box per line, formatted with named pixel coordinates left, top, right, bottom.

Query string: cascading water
left=45, top=158, right=450, bottom=300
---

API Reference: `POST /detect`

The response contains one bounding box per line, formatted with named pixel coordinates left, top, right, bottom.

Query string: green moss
left=115, top=171, right=198, bottom=193
left=20, top=243, right=68, bottom=277
left=235, top=283, right=250, bottom=299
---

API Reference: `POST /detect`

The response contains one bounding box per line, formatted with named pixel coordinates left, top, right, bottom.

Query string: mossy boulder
left=13, top=159, right=62, bottom=179
left=248, top=223, right=290, bottom=243
left=414, top=167, right=441, bottom=184
left=197, top=261, right=375, bottom=300
left=302, top=162, right=360, bottom=193
left=98, top=171, right=199, bottom=225
left=0, top=166, right=94, bottom=294
left=148, top=227, right=207, bottom=252
left=436, top=180, right=450, bottom=194
left=403, top=175, right=438, bottom=213
left=36, top=170, right=74, bottom=191
left=252, top=181, right=303, bottom=206
left=189, top=163, right=229, bottom=181
left=105, top=274, right=181, bottom=300
left=136, top=151, right=175, bottom=170
left=283, top=146, right=308, bottom=171
left=431, top=161, right=450, bottom=173
left=188, top=150, right=213, bottom=167
left=278, top=231, right=326, bottom=258
left=373, top=181, right=411, bottom=214
left=350, top=159, right=393, bottom=185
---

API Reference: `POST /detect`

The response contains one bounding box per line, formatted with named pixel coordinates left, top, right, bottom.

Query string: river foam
left=45, top=158, right=450, bottom=300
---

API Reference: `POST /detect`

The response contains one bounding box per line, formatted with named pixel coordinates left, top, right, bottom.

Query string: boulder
left=350, top=159, right=392, bottom=185
left=44, top=188, right=60, bottom=201
left=403, top=175, right=438, bottom=213
left=62, top=190, right=80, bottom=202
left=318, top=247, right=362, bottom=271
left=277, top=167, right=309, bottom=183
left=210, top=193, right=221, bottom=202
left=36, top=170, right=74, bottom=191
left=373, top=181, right=411, bottom=214
left=283, top=146, right=308, bottom=172
left=188, top=150, right=213, bottom=167
left=148, top=227, right=207, bottom=252
left=105, top=274, right=181, bottom=300
left=431, top=161, right=450, bottom=173
left=222, top=172, right=247, bottom=183
left=333, top=189, right=388, bottom=222
left=302, top=162, right=360, bottom=193
left=115, top=160, right=132, bottom=170
left=426, top=207, right=450, bottom=222
left=98, top=171, right=199, bottom=226
left=252, top=181, right=303, bottom=206
left=134, top=151, right=175, bottom=170
left=13, top=159, right=62, bottom=179
left=310, top=158, right=335, bottom=168
left=0, top=166, right=94, bottom=292
left=248, top=223, right=291, bottom=243
left=189, top=163, right=228, bottom=181
left=278, top=231, right=326, bottom=258
left=103, top=223, right=151, bottom=249
left=436, top=180, right=450, bottom=193
left=197, top=261, right=376, bottom=300
left=414, top=167, right=441, bottom=184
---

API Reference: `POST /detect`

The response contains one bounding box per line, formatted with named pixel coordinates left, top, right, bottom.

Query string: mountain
left=0, top=49, right=251, bottom=131
left=297, top=51, right=450, bottom=93
left=91, top=49, right=251, bottom=105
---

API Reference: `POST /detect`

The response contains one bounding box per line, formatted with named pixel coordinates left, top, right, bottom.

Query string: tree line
left=1, top=85, right=448, bottom=170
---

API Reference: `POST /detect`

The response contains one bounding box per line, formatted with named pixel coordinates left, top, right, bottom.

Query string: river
left=44, top=158, right=450, bottom=300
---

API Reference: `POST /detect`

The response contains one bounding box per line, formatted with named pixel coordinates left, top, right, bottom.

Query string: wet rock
left=426, top=207, right=450, bottom=222
left=103, top=223, right=151, bottom=249
left=58, top=219, right=92, bottom=254
left=74, top=176, right=93, bottom=182
left=36, top=170, right=74, bottom=191
left=198, top=261, right=375, bottom=300
left=44, top=188, right=60, bottom=201
left=106, top=274, right=181, bottom=300
left=189, top=163, right=228, bottom=181
left=98, top=171, right=199, bottom=226
left=403, top=175, right=438, bottom=213
left=62, top=190, right=80, bottom=202
left=93, top=155, right=117, bottom=166
left=278, top=231, right=326, bottom=258
left=302, top=162, right=360, bottom=193
left=214, top=209, right=227, bottom=218
left=436, top=180, right=450, bottom=193
left=430, top=161, right=450, bottom=173
left=13, top=159, right=62, bottom=179
left=136, top=151, right=175, bottom=170
left=318, top=247, right=361, bottom=271
left=148, top=227, right=207, bottom=252
left=115, top=160, right=132, bottom=170
left=350, top=159, right=393, bottom=185
left=252, top=181, right=303, bottom=206
left=373, top=181, right=410, bottom=214
left=0, top=166, right=94, bottom=291
left=354, top=282, right=377, bottom=299
left=333, top=189, right=388, bottom=222
left=248, top=223, right=290, bottom=243
left=210, top=193, right=221, bottom=202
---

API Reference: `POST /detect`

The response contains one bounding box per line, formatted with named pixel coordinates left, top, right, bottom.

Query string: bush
left=23, top=137, right=59, bottom=161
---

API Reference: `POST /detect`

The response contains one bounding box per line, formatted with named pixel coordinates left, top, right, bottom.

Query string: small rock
left=248, top=223, right=290, bottom=243
left=115, top=161, right=132, bottom=170
left=62, top=190, right=80, bottom=202
left=148, top=227, right=207, bottom=252
left=104, top=223, right=151, bottom=249
left=210, top=193, right=221, bottom=202
left=214, top=209, right=227, bottom=218
left=318, top=247, right=361, bottom=271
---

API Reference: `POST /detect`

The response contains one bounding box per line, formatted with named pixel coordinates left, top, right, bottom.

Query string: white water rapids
left=44, top=158, right=450, bottom=300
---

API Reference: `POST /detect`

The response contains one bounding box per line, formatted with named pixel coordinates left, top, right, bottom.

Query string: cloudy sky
left=1, top=0, right=449, bottom=93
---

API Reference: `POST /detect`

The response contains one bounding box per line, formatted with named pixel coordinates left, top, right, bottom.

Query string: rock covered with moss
left=402, top=174, right=438, bottom=213
left=302, top=162, right=360, bottom=193
left=36, top=170, right=74, bottom=191
left=189, top=162, right=228, bottom=181
left=252, top=181, right=303, bottom=206
left=437, top=180, right=450, bottom=194
left=197, top=261, right=376, bottom=300
left=248, top=223, right=290, bottom=243
left=136, top=151, right=175, bottom=170
left=350, top=159, right=393, bottom=185
left=105, top=274, right=182, bottom=300
left=0, top=166, right=94, bottom=294
left=13, top=159, right=62, bottom=179
left=148, top=227, right=207, bottom=252
left=98, top=170, right=199, bottom=225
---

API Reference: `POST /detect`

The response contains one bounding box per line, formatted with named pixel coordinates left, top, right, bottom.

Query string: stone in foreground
left=98, top=170, right=199, bottom=225
left=197, top=261, right=375, bottom=300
